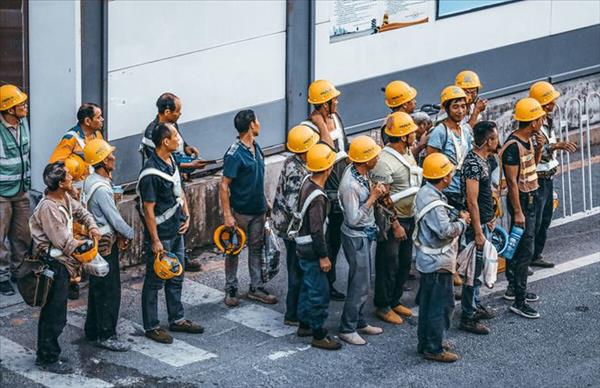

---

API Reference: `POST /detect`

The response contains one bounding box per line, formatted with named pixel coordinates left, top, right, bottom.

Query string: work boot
left=185, top=258, right=203, bottom=272
left=170, top=319, right=204, bottom=334
left=68, top=283, right=80, bottom=300
left=459, top=318, right=491, bottom=335
left=329, top=287, right=346, bottom=301
left=453, top=272, right=463, bottom=286
left=297, top=327, right=313, bottom=337
left=424, top=350, right=459, bottom=363
left=357, top=324, right=383, bottom=335
left=339, top=332, right=367, bottom=346
left=248, top=287, right=277, bottom=304
left=474, top=305, right=497, bottom=320
left=95, top=336, right=132, bottom=352
left=224, top=289, right=240, bottom=307
left=530, top=257, right=555, bottom=268
left=417, top=341, right=453, bottom=355
left=145, top=328, right=173, bottom=344
left=311, top=335, right=342, bottom=350
left=392, top=304, right=413, bottom=317
left=35, top=359, right=74, bottom=374
left=0, top=280, right=15, bottom=296
left=509, top=302, right=540, bottom=319
left=375, top=309, right=403, bottom=325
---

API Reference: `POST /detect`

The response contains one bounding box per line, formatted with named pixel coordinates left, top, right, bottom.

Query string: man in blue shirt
left=219, top=110, right=277, bottom=306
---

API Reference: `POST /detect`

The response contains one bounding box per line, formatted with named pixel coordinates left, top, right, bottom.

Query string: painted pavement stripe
left=181, top=279, right=225, bottom=305
left=67, top=314, right=217, bottom=367
left=224, top=303, right=296, bottom=337
left=0, top=336, right=113, bottom=388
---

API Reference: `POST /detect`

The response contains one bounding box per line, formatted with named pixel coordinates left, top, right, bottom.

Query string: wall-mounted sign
left=437, top=0, right=519, bottom=19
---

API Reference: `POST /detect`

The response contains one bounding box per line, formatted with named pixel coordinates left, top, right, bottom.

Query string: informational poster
left=330, top=0, right=430, bottom=43
left=437, top=0, right=518, bottom=18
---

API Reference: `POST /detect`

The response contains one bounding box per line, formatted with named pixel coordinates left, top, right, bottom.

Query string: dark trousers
left=85, top=242, right=121, bottom=341
left=417, top=272, right=454, bottom=355
left=506, top=191, right=538, bottom=304
left=298, top=257, right=330, bottom=338
left=374, top=218, right=414, bottom=310
left=534, top=177, right=554, bottom=260
left=284, top=239, right=302, bottom=322
left=37, top=259, right=69, bottom=363
left=326, top=211, right=343, bottom=288
left=141, top=234, right=185, bottom=331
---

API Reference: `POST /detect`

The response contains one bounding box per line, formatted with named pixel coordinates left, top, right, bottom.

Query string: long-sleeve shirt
left=338, top=165, right=375, bottom=238
left=29, top=194, right=98, bottom=277
left=84, top=173, right=134, bottom=239
left=414, top=183, right=466, bottom=274
left=297, top=179, right=329, bottom=259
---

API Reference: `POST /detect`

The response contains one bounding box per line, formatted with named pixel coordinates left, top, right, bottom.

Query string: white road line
left=0, top=336, right=113, bottom=388
left=267, top=345, right=311, bottom=361
left=181, top=279, right=225, bottom=305
left=67, top=314, right=217, bottom=367
left=0, top=302, right=28, bottom=318
left=225, top=304, right=296, bottom=337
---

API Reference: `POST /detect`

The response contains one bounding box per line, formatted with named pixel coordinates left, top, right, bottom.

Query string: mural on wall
left=330, top=0, right=430, bottom=43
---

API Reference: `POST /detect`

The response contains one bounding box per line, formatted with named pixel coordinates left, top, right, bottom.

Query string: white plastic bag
left=83, top=254, right=109, bottom=277
left=262, top=219, right=281, bottom=283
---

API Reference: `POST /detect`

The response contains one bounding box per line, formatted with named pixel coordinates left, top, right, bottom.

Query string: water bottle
left=502, top=226, right=524, bottom=261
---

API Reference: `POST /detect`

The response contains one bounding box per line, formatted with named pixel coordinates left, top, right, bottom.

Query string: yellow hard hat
left=384, top=111, right=418, bottom=137
left=0, top=84, right=28, bottom=111
left=306, top=143, right=336, bottom=172
left=213, top=225, right=247, bottom=255
left=384, top=80, right=417, bottom=108
left=455, top=70, right=482, bottom=89
left=440, top=85, right=467, bottom=105
left=529, top=81, right=560, bottom=106
left=513, top=97, right=546, bottom=122
left=422, top=153, right=455, bottom=179
left=84, top=138, right=115, bottom=166
left=64, top=154, right=88, bottom=181
left=286, top=125, right=319, bottom=154
left=348, top=135, right=381, bottom=163
left=72, top=238, right=98, bottom=264
left=308, top=80, right=341, bottom=105
left=153, top=250, right=183, bottom=280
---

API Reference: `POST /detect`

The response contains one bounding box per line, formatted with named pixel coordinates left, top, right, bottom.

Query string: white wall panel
left=550, top=0, right=600, bottom=35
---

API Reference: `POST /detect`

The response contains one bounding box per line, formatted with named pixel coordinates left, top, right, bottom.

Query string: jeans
left=534, top=177, right=554, bottom=260
left=37, top=259, right=69, bottom=363
left=374, top=218, right=414, bottom=310
left=326, top=211, right=343, bottom=288
left=461, top=224, right=492, bottom=320
left=85, top=242, right=121, bottom=340
left=506, top=191, right=538, bottom=304
left=284, top=239, right=302, bottom=322
left=225, top=212, right=265, bottom=292
left=141, top=234, right=185, bottom=331
left=0, top=192, right=31, bottom=282
left=298, top=257, right=330, bottom=335
left=340, top=234, right=372, bottom=333
left=417, top=272, right=454, bottom=355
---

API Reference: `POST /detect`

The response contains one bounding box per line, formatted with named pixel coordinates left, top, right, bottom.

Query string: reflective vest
left=136, top=159, right=184, bottom=225
left=500, top=137, right=539, bottom=193
left=537, top=123, right=559, bottom=174
left=81, top=177, right=113, bottom=235
left=382, top=146, right=423, bottom=205
left=0, top=118, right=30, bottom=197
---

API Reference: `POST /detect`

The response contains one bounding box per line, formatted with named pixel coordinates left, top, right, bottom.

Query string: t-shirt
left=427, top=122, right=473, bottom=194
left=138, top=152, right=184, bottom=240
left=501, top=135, right=531, bottom=167
left=223, top=140, right=266, bottom=215
left=461, top=151, right=494, bottom=224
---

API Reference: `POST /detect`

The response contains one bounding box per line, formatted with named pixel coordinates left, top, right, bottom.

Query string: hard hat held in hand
left=84, top=138, right=115, bottom=166
left=348, top=135, right=381, bottom=163
left=513, top=97, right=545, bottom=122
left=384, top=80, right=417, bottom=108
left=213, top=225, right=247, bottom=255
left=306, top=143, right=336, bottom=172
left=153, top=250, right=183, bottom=280
left=308, top=80, right=341, bottom=105
left=384, top=111, right=418, bottom=137
left=440, top=85, right=467, bottom=105
left=422, top=153, right=454, bottom=179
left=0, top=84, right=28, bottom=111
left=64, top=154, right=88, bottom=181
left=72, top=238, right=98, bottom=263
left=286, top=125, right=319, bottom=154
left=529, top=81, right=560, bottom=106
left=455, top=70, right=482, bottom=89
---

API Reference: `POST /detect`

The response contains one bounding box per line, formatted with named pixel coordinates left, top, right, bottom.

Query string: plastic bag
left=84, top=254, right=109, bottom=277
left=262, top=219, right=281, bottom=283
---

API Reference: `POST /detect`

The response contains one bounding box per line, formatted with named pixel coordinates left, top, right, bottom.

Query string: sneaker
left=392, top=304, right=413, bottom=317
left=424, top=350, right=459, bottom=363
left=248, top=287, right=277, bottom=304
left=528, top=267, right=534, bottom=276
left=0, top=280, right=15, bottom=296
left=145, top=328, right=173, bottom=344
left=474, top=305, right=497, bottom=320
left=297, top=327, right=313, bottom=337
left=185, top=258, right=203, bottom=272
left=339, top=332, right=367, bottom=346
left=530, top=258, right=555, bottom=268
left=35, top=359, right=74, bottom=374
left=375, top=309, right=403, bottom=325
left=509, top=302, right=540, bottom=319
left=95, top=336, right=131, bottom=352
left=284, top=319, right=299, bottom=326
left=459, top=319, right=491, bottom=335
left=525, top=292, right=539, bottom=302
left=224, top=289, right=240, bottom=307
left=68, top=283, right=79, bottom=300
left=311, top=335, right=343, bottom=350
left=169, top=319, right=204, bottom=334
left=504, top=288, right=538, bottom=302
left=329, top=287, right=346, bottom=301
left=503, top=288, right=516, bottom=301
left=357, top=324, right=383, bottom=335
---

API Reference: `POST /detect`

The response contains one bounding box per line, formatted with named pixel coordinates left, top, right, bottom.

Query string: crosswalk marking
left=67, top=314, right=217, bottom=367
left=224, top=304, right=296, bottom=338
left=181, top=279, right=225, bottom=305
left=0, top=336, right=113, bottom=388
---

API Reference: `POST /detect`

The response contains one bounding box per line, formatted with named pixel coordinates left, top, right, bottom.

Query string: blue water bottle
left=502, top=226, right=524, bottom=261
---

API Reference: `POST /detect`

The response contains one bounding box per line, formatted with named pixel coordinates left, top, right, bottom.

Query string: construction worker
left=301, top=79, right=348, bottom=301
left=272, top=125, right=319, bottom=324
left=338, top=136, right=386, bottom=345
left=414, top=153, right=470, bottom=363
left=380, top=80, right=418, bottom=145
left=29, top=161, right=101, bottom=374
left=0, top=84, right=31, bottom=296
left=370, top=112, right=422, bottom=325
left=81, top=139, right=134, bottom=352
left=219, top=110, right=277, bottom=306
left=500, top=98, right=546, bottom=319
left=529, top=81, right=577, bottom=268
left=295, top=143, right=342, bottom=350
left=138, top=123, right=204, bottom=343
left=455, top=70, right=487, bottom=129
left=459, top=121, right=500, bottom=335
left=411, top=111, right=433, bottom=166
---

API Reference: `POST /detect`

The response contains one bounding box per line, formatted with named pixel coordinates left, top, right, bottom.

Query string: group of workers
left=0, top=68, right=576, bottom=373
